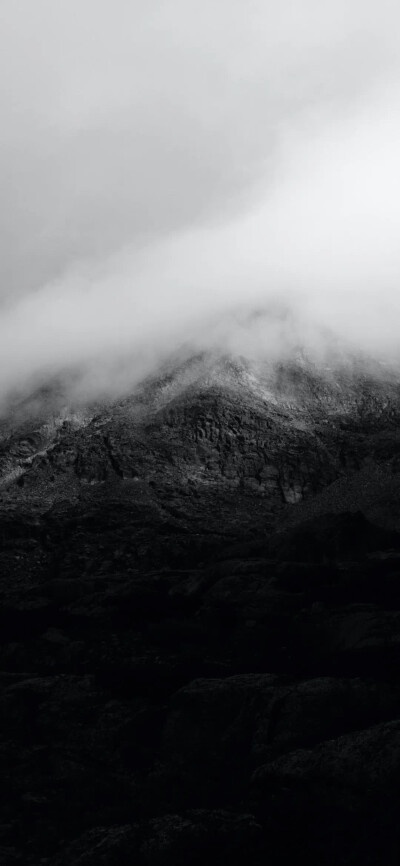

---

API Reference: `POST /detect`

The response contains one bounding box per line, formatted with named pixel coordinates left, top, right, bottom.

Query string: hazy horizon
left=2, top=1, right=400, bottom=404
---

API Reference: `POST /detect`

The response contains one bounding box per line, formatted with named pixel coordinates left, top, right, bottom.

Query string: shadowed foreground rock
left=2, top=354, right=400, bottom=864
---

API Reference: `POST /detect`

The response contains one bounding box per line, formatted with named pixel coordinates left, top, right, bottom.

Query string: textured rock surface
left=2, top=352, right=400, bottom=864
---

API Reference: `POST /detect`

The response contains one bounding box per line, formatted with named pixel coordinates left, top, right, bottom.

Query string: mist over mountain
left=4, top=4, right=400, bottom=866
left=1, top=0, right=400, bottom=406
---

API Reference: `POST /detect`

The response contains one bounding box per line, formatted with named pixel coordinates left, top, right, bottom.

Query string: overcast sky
left=1, top=0, right=400, bottom=402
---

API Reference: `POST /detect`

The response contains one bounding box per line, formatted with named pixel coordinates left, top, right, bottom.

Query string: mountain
left=2, top=348, right=400, bottom=865
left=3, top=349, right=400, bottom=507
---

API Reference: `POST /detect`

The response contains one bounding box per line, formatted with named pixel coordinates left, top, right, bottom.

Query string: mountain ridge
left=2, top=348, right=400, bottom=510
left=3, top=346, right=400, bottom=864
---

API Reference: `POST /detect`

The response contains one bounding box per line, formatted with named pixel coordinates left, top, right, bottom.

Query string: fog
left=1, top=0, right=400, bottom=404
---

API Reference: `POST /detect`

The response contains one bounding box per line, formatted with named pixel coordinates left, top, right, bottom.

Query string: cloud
left=1, top=0, right=400, bottom=404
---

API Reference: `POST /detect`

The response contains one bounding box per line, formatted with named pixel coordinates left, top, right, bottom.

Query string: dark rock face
left=2, top=352, right=400, bottom=864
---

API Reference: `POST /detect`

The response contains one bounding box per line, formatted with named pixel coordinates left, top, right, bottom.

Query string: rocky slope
left=2, top=350, right=400, bottom=865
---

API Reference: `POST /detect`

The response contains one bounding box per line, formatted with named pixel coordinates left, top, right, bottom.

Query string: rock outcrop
left=2, top=351, right=400, bottom=864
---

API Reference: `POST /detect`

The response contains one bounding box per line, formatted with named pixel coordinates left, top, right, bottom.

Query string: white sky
left=1, top=0, right=400, bottom=400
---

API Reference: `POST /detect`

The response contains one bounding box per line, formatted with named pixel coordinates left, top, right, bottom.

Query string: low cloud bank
left=1, top=1, right=400, bottom=406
